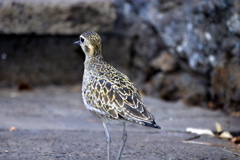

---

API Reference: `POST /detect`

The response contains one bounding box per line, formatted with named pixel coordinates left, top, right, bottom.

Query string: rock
left=0, top=0, right=116, bottom=34
left=150, top=52, right=177, bottom=72
left=211, top=57, right=240, bottom=111
left=115, top=0, right=239, bottom=110
left=151, top=72, right=208, bottom=106
left=126, top=20, right=165, bottom=84
left=210, top=62, right=228, bottom=108
left=227, top=58, right=240, bottom=111
left=227, top=13, right=240, bottom=35
left=115, top=0, right=239, bottom=73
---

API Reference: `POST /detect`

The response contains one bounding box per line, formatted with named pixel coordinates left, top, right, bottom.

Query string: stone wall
left=114, top=0, right=240, bottom=111
left=0, top=0, right=115, bottom=34
left=0, top=0, right=239, bottom=111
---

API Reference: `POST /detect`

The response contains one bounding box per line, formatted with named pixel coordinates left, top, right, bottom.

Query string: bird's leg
left=116, top=122, right=127, bottom=160
left=103, top=122, right=111, bottom=160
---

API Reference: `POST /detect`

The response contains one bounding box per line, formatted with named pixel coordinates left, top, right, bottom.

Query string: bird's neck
left=84, top=54, right=104, bottom=69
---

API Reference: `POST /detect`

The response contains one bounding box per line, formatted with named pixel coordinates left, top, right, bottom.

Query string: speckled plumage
left=84, top=59, right=149, bottom=122
left=75, top=31, right=160, bottom=160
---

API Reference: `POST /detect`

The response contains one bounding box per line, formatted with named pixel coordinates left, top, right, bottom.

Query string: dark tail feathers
left=143, top=120, right=161, bottom=129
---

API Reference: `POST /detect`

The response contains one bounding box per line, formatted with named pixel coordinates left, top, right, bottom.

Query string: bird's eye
left=80, top=37, right=84, bottom=43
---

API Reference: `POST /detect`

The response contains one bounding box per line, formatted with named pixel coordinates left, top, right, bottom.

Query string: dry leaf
left=9, top=126, right=16, bottom=132
left=219, top=131, right=233, bottom=139
left=186, top=127, right=215, bottom=136
left=215, top=122, right=223, bottom=133
left=231, top=136, right=240, bottom=144
left=18, top=82, right=33, bottom=91
left=208, top=101, right=214, bottom=109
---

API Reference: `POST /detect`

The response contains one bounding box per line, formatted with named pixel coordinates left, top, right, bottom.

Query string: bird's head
left=74, top=31, right=102, bottom=57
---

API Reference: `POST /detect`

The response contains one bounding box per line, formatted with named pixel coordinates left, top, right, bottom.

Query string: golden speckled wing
left=83, top=62, right=155, bottom=125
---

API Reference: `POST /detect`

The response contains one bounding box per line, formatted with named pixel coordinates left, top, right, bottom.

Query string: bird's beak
left=74, top=41, right=80, bottom=45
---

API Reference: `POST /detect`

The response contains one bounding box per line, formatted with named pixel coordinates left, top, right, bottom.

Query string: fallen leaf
left=18, top=82, right=33, bottom=91
left=215, top=122, right=223, bottom=133
left=208, top=101, right=215, bottom=109
left=219, top=131, right=233, bottom=139
left=231, top=136, right=240, bottom=144
left=9, top=126, right=16, bottom=132
left=186, top=127, right=215, bottom=136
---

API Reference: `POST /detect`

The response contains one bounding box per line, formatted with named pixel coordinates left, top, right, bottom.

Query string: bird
left=74, top=31, right=160, bottom=160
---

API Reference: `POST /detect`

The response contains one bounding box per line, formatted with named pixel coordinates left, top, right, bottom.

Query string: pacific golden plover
left=74, top=31, right=160, bottom=160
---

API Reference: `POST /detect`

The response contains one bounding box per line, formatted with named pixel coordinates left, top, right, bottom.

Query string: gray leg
left=103, top=122, right=111, bottom=160
left=116, top=122, right=127, bottom=160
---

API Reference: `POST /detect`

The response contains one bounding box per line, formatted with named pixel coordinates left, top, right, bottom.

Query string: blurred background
left=0, top=0, right=239, bottom=112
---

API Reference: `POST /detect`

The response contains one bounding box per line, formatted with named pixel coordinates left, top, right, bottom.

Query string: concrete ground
left=0, top=85, right=239, bottom=160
